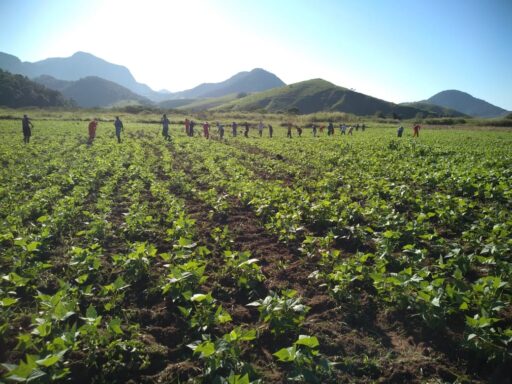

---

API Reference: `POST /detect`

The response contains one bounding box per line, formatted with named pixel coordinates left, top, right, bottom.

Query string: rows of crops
left=0, top=117, right=511, bottom=383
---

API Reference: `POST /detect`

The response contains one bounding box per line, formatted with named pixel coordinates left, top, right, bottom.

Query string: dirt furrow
left=156, top=141, right=477, bottom=383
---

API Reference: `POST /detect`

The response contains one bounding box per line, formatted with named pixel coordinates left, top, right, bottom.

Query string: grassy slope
left=174, top=93, right=240, bottom=111
left=400, top=101, right=468, bottom=117
left=212, top=79, right=435, bottom=118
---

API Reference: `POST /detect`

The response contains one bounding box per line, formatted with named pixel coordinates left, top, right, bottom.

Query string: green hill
left=0, top=69, right=71, bottom=107
left=157, top=98, right=198, bottom=109
left=175, top=94, right=240, bottom=111
left=213, top=79, right=435, bottom=118
left=158, top=94, right=242, bottom=111
left=426, top=90, right=509, bottom=118
left=400, top=101, right=467, bottom=117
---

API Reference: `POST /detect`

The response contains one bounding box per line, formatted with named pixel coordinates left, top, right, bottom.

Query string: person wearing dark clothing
left=161, top=114, right=171, bottom=141
left=327, top=122, right=334, bottom=136
left=243, top=122, right=249, bottom=138
left=312, top=124, right=317, bottom=137
left=217, top=122, right=225, bottom=139
left=185, top=118, right=190, bottom=136
left=286, top=123, right=292, bottom=138
left=268, top=124, right=273, bottom=138
left=232, top=122, right=238, bottom=137
left=189, top=120, right=195, bottom=137
left=114, top=116, right=124, bottom=143
left=397, top=126, right=404, bottom=137
left=22, top=115, right=33, bottom=144
left=296, top=126, right=303, bottom=137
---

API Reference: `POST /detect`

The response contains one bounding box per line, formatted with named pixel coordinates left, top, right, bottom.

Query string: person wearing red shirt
left=413, top=124, right=421, bottom=137
left=88, top=118, right=98, bottom=144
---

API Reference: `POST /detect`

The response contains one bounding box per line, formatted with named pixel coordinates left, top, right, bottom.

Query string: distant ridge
left=0, top=51, right=169, bottom=101
left=170, top=68, right=285, bottom=99
left=34, top=75, right=150, bottom=108
left=424, top=90, right=508, bottom=118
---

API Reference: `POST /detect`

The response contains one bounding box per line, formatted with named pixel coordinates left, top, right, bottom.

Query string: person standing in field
left=217, top=122, right=225, bottom=139
left=311, top=123, right=317, bottom=137
left=189, top=120, right=195, bottom=137
left=161, top=114, right=171, bottom=141
left=203, top=122, right=210, bottom=139
left=319, top=125, right=324, bottom=135
left=268, top=124, right=273, bottom=138
left=88, top=118, right=98, bottom=144
left=114, top=116, right=124, bottom=143
left=327, top=121, right=334, bottom=136
left=22, top=114, right=33, bottom=144
left=231, top=122, right=238, bottom=137
left=348, top=126, right=353, bottom=135
left=296, top=126, right=303, bottom=137
left=286, top=122, right=292, bottom=138
left=341, top=124, right=347, bottom=135
left=243, top=122, right=250, bottom=138
left=258, top=121, right=264, bottom=137
left=184, top=118, right=190, bottom=136
left=362, top=123, right=366, bottom=131
left=397, top=125, right=404, bottom=137
left=413, top=124, right=421, bottom=137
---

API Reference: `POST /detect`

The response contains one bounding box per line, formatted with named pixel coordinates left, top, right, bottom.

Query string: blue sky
left=1, top=0, right=511, bottom=109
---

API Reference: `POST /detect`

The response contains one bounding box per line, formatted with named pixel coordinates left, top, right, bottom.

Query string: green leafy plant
left=247, top=290, right=309, bottom=336
left=273, top=335, right=333, bottom=383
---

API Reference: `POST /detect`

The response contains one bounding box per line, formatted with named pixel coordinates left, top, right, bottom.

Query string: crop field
left=0, top=113, right=511, bottom=383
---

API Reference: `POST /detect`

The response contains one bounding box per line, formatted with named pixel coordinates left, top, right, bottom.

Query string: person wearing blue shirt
left=114, top=116, right=124, bottom=143
left=161, top=114, right=171, bottom=141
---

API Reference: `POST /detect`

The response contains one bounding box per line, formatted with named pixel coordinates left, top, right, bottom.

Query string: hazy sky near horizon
left=1, top=0, right=511, bottom=109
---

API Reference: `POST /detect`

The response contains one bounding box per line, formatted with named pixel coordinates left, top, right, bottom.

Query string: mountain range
left=34, top=75, right=150, bottom=108
left=0, top=51, right=168, bottom=101
left=0, top=51, right=509, bottom=117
